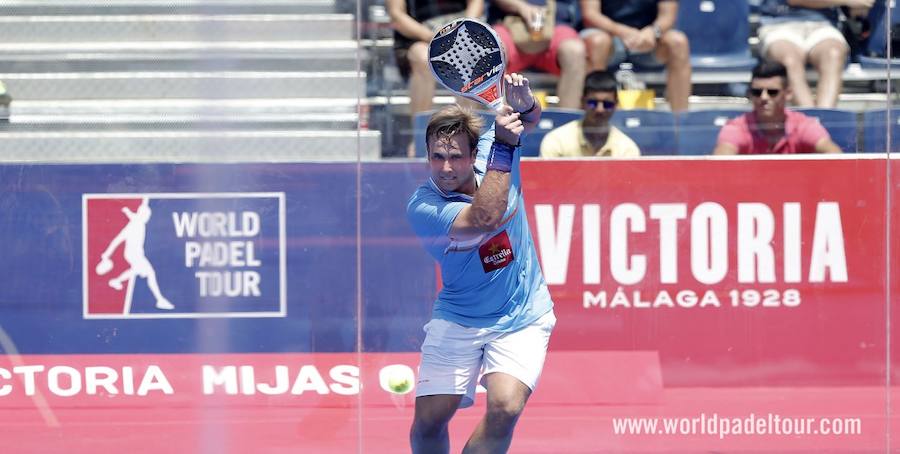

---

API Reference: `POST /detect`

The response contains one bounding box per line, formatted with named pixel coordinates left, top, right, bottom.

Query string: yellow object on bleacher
left=617, top=88, right=655, bottom=110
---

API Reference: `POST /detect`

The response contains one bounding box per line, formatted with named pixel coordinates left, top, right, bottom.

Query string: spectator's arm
left=465, top=0, right=485, bottom=18
left=713, top=143, right=739, bottom=155
left=494, top=0, right=543, bottom=22
left=814, top=137, right=843, bottom=153
left=787, top=0, right=873, bottom=9
left=385, top=0, right=437, bottom=42
left=580, top=0, right=635, bottom=37
left=653, top=1, right=679, bottom=33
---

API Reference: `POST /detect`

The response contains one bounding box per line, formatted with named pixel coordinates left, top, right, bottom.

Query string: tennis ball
left=379, top=364, right=415, bottom=395
left=387, top=375, right=412, bottom=394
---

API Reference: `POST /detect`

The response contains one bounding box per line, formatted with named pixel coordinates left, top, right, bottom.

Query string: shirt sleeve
left=717, top=118, right=749, bottom=152
left=540, top=130, right=563, bottom=158
left=798, top=116, right=830, bottom=151
left=407, top=191, right=468, bottom=258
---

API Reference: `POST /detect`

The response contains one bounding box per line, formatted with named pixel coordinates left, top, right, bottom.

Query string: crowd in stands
left=388, top=0, right=896, bottom=156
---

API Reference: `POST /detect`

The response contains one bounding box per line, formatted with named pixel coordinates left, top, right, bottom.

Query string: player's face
left=749, top=76, right=789, bottom=122
left=427, top=132, right=477, bottom=195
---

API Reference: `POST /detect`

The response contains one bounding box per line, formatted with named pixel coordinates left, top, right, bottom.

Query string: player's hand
left=494, top=105, right=524, bottom=146
left=504, top=73, right=535, bottom=114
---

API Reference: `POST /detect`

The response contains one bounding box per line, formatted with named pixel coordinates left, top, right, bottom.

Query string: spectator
left=540, top=70, right=640, bottom=157
left=386, top=0, right=484, bottom=156
left=757, top=0, right=873, bottom=108
left=488, top=0, right=586, bottom=108
left=714, top=60, right=841, bottom=155
left=579, top=0, right=691, bottom=111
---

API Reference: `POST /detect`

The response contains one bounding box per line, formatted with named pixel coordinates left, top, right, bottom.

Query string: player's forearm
left=469, top=170, right=511, bottom=231
left=519, top=98, right=541, bottom=133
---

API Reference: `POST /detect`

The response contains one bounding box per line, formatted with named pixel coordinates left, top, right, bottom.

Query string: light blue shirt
left=407, top=126, right=553, bottom=332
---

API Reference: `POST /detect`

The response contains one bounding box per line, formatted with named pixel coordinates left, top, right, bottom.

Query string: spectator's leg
left=808, top=39, right=848, bottom=108
left=654, top=30, right=692, bottom=112
left=766, top=41, right=814, bottom=107
left=583, top=29, right=614, bottom=71
left=408, top=41, right=435, bottom=116
left=556, top=38, right=586, bottom=108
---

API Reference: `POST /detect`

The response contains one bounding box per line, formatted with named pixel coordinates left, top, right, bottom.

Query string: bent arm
left=449, top=108, right=524, bottom=239
left=386, top=0, right=436, bottom=42
left=713, top=142, right=739, bottom=155
left=815, top=137, right=843, bottom=153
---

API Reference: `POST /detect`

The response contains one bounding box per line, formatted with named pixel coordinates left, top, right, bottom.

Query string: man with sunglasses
left=540, top=70, right=640, bottom=157
left=714, top=60, right=842, bottom=155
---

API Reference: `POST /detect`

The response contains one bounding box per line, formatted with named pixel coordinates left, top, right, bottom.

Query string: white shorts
left=759, top=21, right=847, bottom=56
left=415, top=311, right=556, bottom=408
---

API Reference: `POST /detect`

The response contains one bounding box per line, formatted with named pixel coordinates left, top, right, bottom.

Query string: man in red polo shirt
left=714, top=60, right=842, bottom=155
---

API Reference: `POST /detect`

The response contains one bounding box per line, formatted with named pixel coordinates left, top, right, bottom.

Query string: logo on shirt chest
left=479, top=231, right=514, bottom=273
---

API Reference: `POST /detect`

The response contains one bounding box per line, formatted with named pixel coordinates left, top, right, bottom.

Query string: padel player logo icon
left=479, top=231, right=514, bottom=273
left=94, top=198, right=174, bottom=311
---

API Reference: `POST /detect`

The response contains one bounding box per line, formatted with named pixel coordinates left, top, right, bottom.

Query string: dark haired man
left=714, top=60, right=841, bottom=155
left=541, top=70, right=640, bottom=157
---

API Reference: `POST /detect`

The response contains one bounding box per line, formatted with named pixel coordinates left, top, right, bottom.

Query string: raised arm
left=449, top=106, right=524, bottom=239
left=503, top=73, right=542, bottom=132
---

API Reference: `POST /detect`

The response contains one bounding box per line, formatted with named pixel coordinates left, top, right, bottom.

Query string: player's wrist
left=487, top=141, right=516, bottom=172
left=519, top=98, right=537, bottom=115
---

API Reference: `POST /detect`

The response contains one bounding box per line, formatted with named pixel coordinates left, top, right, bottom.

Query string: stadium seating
left=675, top=109, right=747, bottom=155
left=861, top=108, right=900, bottom=153
left=676, top=0, right=756, bottom=71
left=610, top=109, right=677, bottom=156
left=796, top=108, right=859, bottom=153
left=859, top=0, right=900, bottom=68
left=521, top=108, right=582, bottom=157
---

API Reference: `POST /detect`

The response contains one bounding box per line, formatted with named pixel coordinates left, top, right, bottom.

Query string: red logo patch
left=479, top=231, right=514, bottom=272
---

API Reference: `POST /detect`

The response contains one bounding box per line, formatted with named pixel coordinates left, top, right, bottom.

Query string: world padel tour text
left=173, top=211, right=263, bottom=297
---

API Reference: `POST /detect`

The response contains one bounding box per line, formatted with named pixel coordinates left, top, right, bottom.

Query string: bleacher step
left=0, top=129, right=381, bottom=162
left=0, top=0, right=338, bottom=15
left=1, top=71, right=366, bottom=100
left=0, top=14, right=355, bottom=43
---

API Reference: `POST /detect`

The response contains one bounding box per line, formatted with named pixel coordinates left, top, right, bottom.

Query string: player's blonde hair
left=425, top=104, right=483, bottom=157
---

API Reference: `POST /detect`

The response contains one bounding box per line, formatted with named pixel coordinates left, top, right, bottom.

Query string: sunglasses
left=585, top=99, right=617, bottom=110
left=748, top=87, right=781, bottom=97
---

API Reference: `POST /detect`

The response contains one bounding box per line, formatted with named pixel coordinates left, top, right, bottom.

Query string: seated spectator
left=488, top=0, right=586, bottom=108
left=757, top=0, right=872, bottom=108
left=540, top=70, right=640, bottom=157
left=579, top=0, right=691, bottom=111
left=386, top=0, right=484, bottom=156
left=714, top=60, right=841, bottom=155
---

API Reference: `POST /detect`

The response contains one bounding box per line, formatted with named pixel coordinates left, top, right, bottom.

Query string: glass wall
left=0, top=0, right=893, bottom=453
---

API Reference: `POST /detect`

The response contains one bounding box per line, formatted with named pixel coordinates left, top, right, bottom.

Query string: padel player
left=406, top=73, right=556, bottom=454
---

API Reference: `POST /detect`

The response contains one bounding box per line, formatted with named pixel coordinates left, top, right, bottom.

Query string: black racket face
left=429, top=19, right=505, bottom=94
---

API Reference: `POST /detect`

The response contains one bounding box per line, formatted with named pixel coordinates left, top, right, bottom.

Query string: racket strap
left=486, top=141, right=516, bottom=173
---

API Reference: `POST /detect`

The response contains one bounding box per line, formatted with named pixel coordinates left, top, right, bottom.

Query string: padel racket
left=429, top=18, right=507, bottom=111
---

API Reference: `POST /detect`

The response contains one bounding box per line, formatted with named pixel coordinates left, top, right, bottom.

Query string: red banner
left=521, top=157, right=894, bottom=386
